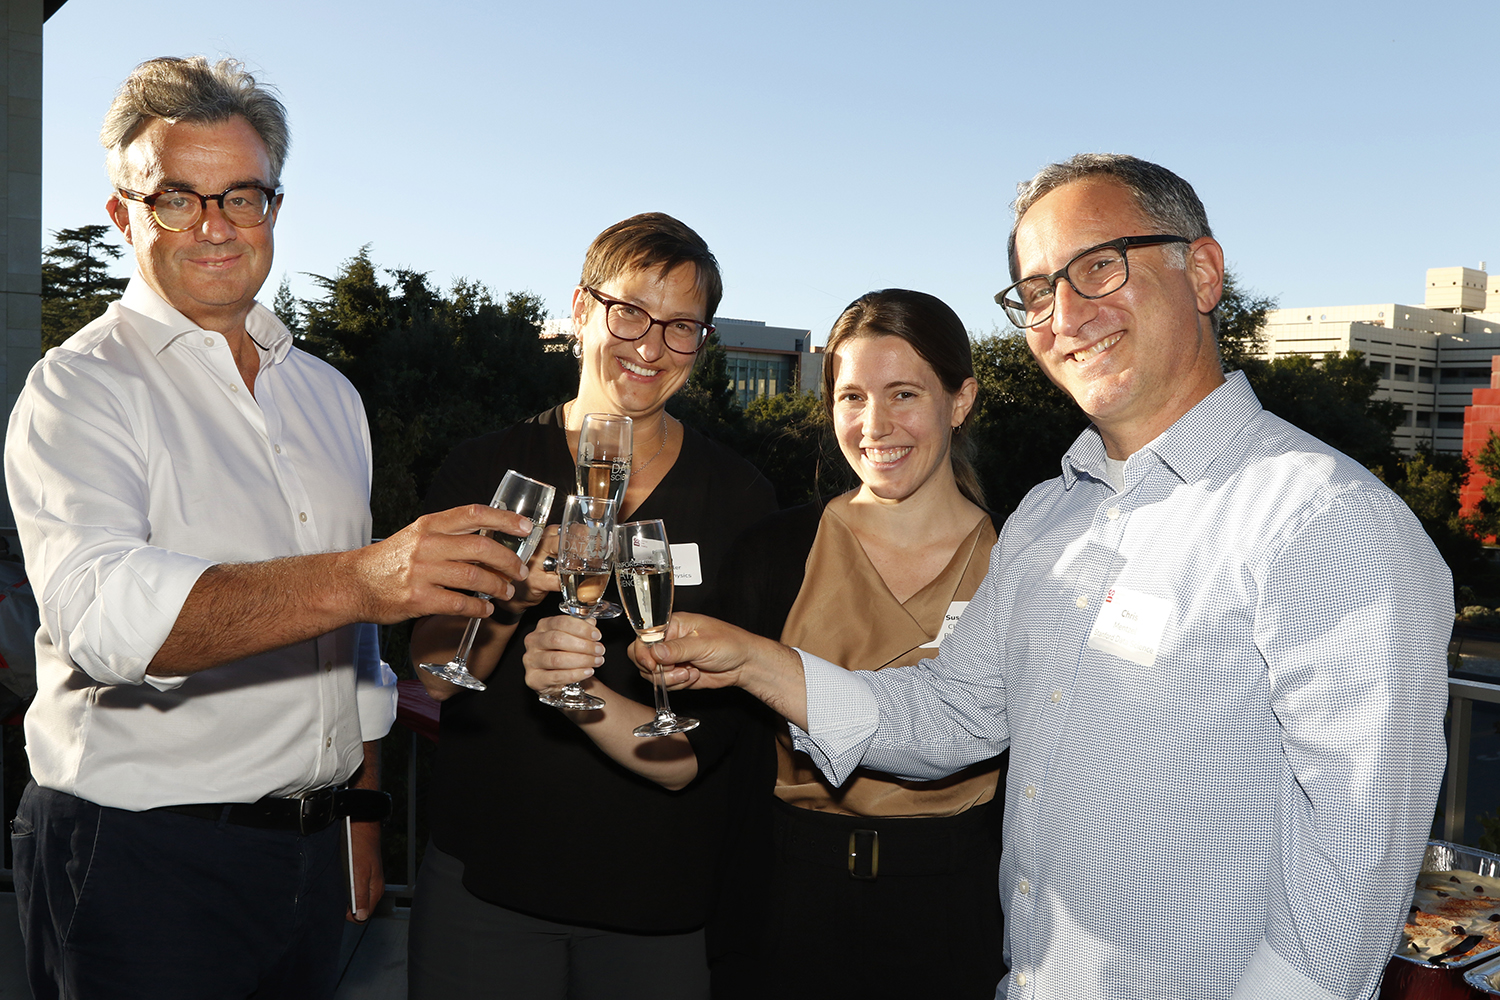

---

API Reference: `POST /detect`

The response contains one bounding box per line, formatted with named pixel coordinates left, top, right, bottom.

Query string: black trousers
left=11, top=782, right=347, bottom=1000
left=759, top=798, right=1007, bottom=1000
left=408, top=842, right=710, bottom=1000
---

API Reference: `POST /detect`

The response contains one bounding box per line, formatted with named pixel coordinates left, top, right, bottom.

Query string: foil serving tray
left=1394, top=840, right=1500, bottom=972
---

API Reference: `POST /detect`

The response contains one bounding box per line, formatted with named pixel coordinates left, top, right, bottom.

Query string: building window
left=1440, top=367, right=1492, bottom=384
left=1368, top=361, right=1391, bottom=379
left=1437, top=412, right=1466, bottom=429
left=1418, top=366, right=1434, bottom=383
left=1415, top=411, right=1433, bottom=428
left=1394, top=364, right=1413, bottom=381
left=725, top=351, right=795, bottom=408
left=1404, top=409, right=1415, bottom=427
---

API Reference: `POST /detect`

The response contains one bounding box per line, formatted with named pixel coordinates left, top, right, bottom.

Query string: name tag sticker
left=926, top=600, right=969, bottom=649
left=670, top=543, right=702, bottom=586
left=1087, top=587, right=1171, bottom=668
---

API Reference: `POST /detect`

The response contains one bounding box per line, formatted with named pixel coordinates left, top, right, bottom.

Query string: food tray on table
left=1465, top=953, right=1500, bottom=996
left=1394, top=841, right=1500, bottom=971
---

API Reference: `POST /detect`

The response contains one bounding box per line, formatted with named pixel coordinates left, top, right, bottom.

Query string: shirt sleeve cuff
left=65, top=548, right=214, bottom=686
left=786, top=649, right=879, bottom=787
left=1231, top=939, right=1340, bottom=1000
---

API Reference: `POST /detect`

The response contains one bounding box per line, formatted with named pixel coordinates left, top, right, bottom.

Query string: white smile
left=620, top=358, right=659, bottom=378
left=1070, top=333, right=1122, bottom=363
left=863, top=447, right=911, bottom=466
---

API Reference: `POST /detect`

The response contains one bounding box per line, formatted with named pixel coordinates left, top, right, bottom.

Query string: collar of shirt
left=1059, top=369, right=1263, bottom=491
left=118, top=275, right=294, bottom=364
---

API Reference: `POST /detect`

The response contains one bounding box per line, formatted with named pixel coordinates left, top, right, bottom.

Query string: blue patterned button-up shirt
left=792, top=371, right=1451, bottom=1000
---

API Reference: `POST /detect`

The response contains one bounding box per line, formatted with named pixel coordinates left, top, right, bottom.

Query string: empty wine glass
left=539, top=494, right=618, bottom=711
left=576, top=413, right=631, bottom=619
left=615, top=519, right=698, bottom=737
left=418, top=470, right=555, bottom=692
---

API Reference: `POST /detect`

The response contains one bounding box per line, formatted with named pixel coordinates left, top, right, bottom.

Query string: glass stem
left=648, top=643, right=673, bottom=720
left=452, top=615, right=483, bottom=669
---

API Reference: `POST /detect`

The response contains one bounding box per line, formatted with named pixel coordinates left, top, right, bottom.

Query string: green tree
left=736, top=391, right=848, bottom=506
left=41, top=225, right=128, bottom=351
left=1216, top=269, right=1276, bottom=371
left=668, top=331, right=743, bottom=444
left=272, top=275, right=301, bottom=334
left=295, top=248, right=575, bottom=535
left=1376, top=448, right=1482, bottom=580
left=1241, top=352, right=1403, bottom=469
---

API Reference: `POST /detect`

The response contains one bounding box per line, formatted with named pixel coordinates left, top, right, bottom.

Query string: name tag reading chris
left=669, top=542, right=702, bottom=586
left=1087, top=586, right=1171, bottom=668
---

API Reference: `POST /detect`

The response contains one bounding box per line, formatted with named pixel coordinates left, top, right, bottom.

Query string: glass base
left=538, top=684, right=606, bottom=711
left=590, top=600, right=623, bottom=620
left=633, top=713, right=699, bottom=738
left=418, top=660, right=487, bottom=692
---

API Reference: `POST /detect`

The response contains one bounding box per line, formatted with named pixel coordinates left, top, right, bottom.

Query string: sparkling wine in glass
left=417, top=470, right=555, bottom=692
left=576, top=412, right=631, bottom=618
left=539, top=494, right=618, bottom=711
left=615, top=519, right=698, bottom=737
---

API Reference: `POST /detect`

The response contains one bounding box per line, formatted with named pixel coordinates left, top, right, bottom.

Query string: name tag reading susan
left=1086, top=587, right=1171, bottom=668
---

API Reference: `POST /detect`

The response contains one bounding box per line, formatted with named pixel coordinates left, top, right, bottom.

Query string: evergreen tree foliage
left=1216, top=269, right=1276, bottom=371
left=295, top=248, right=574, bottom=535
left=1375, top=448, right=1482, bottom=578
left=41, top=225, right=128, bottom=351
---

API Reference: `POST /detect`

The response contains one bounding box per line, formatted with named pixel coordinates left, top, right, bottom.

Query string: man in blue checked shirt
left=629, top=155, right=1453, bottom=999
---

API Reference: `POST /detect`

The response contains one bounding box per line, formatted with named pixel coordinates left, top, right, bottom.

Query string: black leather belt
left=771, top=796, right=996, bottom=879
left=157, top=787, right=391, bottom=835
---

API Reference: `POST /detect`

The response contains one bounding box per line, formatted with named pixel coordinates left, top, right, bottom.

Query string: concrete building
left=713, top=317, right=823, bottom=408
left=1257, top=266, right=1500, bottom=455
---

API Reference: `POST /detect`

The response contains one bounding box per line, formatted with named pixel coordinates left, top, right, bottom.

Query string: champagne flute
left=539, top=494, right=618, bottom=711
left=615, top=519, right=698, bottom=737
left=576, top=413, right=631, bottom=619
left=417, top=470, right=555, bottom=692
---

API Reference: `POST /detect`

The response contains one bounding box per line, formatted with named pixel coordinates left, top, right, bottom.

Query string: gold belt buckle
left=848, top=829, right=879, bottom=879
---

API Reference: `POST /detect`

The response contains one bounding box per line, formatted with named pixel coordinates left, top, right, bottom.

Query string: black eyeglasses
left=994, top=234, right=1191, bottom=329
left=116, top=184, right=284, bottom=233
left=583, top=286, right=713, bottom=355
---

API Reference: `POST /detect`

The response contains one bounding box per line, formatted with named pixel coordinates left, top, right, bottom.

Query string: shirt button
left=1051, top=690, right=1062, bottom=703
left=1075, top=595, right=1088, bottom=608
left=299, top=512, right=308, bottom=523
left=1107, top=506, right=1120, bottom=520
left=229, top=384, right=238, bottom=392
left=274, top=445, right=282, bottom=454
left=325, top=737, right=332, bottom=748
left=203, top=336, right=214, bottom=346
left=1018, top=879, right=1029, bottom=894
left=1016, top=973, right=1028, bottom=987
left=324, top=660, right=332, bottom=673
left=1025, top=785, right=1036, bottom=798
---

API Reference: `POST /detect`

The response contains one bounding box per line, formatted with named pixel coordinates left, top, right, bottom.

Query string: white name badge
left=669, top=542, right=703, bottom=586
left=919, top=600, right=969, bottom=650
left=1086, top=586, right=1171, bottom=668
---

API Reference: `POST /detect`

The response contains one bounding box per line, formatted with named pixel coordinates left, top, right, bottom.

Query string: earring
left=571, top=337, right=583, bottom=359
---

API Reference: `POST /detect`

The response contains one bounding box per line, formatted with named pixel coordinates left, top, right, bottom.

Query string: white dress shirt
left=5, top=277, right=397, bottom=811
left=791, top=372, right=1451, bottom=1000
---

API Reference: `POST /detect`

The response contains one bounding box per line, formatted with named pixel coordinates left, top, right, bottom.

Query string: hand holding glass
left=539, top=494, right=618, bottom=711
left=417, top=470, right=554, bottom=692
left=616, top=519, right=698, bottom=737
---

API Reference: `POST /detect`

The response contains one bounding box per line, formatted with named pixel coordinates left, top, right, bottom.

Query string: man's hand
left=342, top=504, right=532, bottom=624
left=347, top=819, right=384, bottom=923
left=497, top=525, right=561, bottom=620
left=632, top=612, right=808, bottom=728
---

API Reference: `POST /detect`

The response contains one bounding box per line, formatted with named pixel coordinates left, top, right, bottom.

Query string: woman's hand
left=522, top=613, right=604, bottom=694
left=495, top=526, right=561, bottom=620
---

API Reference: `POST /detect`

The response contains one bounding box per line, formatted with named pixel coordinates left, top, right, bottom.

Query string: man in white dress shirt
left=620, top=155, right=1453, bottom=999
left=5, top=56, right=531, bottom=1000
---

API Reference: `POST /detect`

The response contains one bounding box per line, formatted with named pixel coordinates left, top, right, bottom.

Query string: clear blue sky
left=40, top=0, right=1500, bottom=344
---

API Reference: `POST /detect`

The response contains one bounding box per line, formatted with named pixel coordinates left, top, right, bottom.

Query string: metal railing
left=4, top=676, right=1499, bottom=890
left=1443, top=675, right=1500, bottom=844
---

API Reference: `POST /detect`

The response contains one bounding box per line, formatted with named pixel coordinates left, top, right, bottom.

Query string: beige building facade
left=1257, top=266, right=1500, bottom=455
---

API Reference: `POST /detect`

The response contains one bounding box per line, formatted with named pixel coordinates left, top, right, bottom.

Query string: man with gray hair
left=625, top=154, right=1453, bottom=998
left=7, top=56, right=530, bottom=999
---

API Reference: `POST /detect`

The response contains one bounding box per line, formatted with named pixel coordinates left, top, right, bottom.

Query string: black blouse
left=421, top=405, right=777, bottom=932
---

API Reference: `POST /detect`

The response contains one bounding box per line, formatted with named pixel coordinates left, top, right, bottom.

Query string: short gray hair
left=102, top=56, right=290, bottom=188
left=1006, top=153, right=1212, bottom=281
